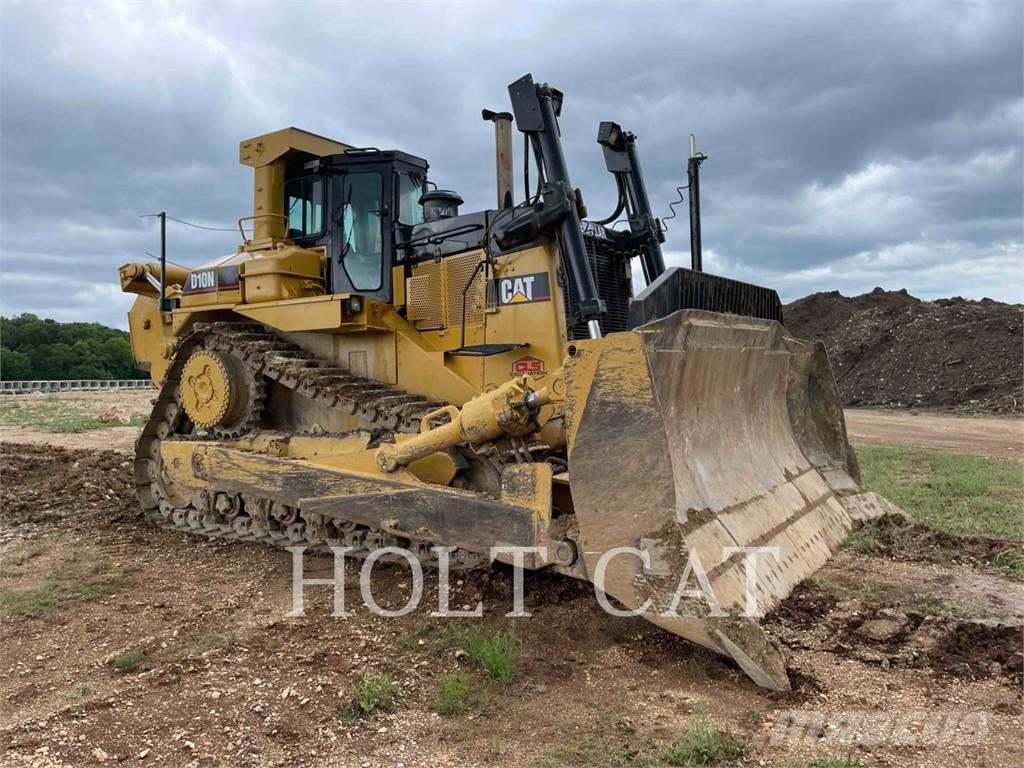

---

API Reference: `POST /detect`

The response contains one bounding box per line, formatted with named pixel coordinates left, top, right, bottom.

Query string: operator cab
left=281, top=149, right=429, bottom=302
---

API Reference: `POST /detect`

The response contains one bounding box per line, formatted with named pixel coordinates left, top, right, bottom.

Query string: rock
left=92, top=748, right=108, bottom=763
left=856, top=615, right=909, bottom=642
left=98, top=407, right=131, bottom=425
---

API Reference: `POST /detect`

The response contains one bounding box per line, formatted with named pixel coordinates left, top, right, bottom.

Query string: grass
left=6, top=543, right=48, bottom=566
left=432, top=670, right=473, bottom=717
left=349, top=670, right=399, bottom=716
left=2, top=508, right=63, bottom=527
left=857, top=445, right=1023, bottom=539
left=110, top=648, right=145, bottom=673
left=69, top=681, right=92, bottom=699
left=842, top=527, right=880, bottom=556
left=659, top=715, right=744, bottom=766
left=991, top=549, right=1024, bottom=579
left=905, top=595, right=973, bottom=619
left=808, top=756, right=867, bottom=768
left=522, top=709, right=653, bottom=767
left=0, top=394, right=147, bottom=433
left=420, top=623, right=519, bottom=685
left=0, top=582, right=61, bottom=617
left=189, top=630, right=238, bottom=655
left=462, top=625, right=518, bottom=685
left=0, top=560, right=126, bottom=619
left=527, top=754, right=561, bottom=768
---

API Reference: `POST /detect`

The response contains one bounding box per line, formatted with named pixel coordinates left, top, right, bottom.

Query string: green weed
left=463, top=625, right=518, bottom=685
left=659, top=715, right=743, bottom=766
left=432, top=670, right=473, bottom=717
left=110, top=648, right=145, bottom=673
left=350, top=670, right=400, bottom=716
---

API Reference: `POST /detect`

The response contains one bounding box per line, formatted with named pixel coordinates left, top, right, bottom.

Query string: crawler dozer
left=120, top=74, right=896, bottom=691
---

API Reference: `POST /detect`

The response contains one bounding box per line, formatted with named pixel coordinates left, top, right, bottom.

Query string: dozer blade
left=564, top=309, right=899, bottom=691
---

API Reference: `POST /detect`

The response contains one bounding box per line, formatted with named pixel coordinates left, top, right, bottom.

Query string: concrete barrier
left=0, top=379, right=156, bottom=394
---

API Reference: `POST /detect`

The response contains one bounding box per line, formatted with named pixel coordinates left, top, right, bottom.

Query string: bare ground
left=844, top=408, right=1023, bottom=461
left=0, top=397, right=1021, bottom=767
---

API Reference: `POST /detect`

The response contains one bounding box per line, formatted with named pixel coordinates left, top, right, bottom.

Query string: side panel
left=484, top=243, right=570, bottom=388
left=402, top=242, right=568, bottom=397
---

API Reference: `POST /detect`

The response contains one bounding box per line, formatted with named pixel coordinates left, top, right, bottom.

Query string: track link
left=135, top=322, right=486, bottom=569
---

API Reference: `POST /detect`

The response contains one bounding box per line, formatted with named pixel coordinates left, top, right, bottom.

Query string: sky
left=1, top=0, right=1021, bottom=329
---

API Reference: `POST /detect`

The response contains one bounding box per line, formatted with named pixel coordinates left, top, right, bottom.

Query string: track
left=135, top=322, right=487, bottom=569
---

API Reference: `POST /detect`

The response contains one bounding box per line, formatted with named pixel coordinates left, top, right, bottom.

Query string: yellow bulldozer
left=119, top=74, right=895, bottom=691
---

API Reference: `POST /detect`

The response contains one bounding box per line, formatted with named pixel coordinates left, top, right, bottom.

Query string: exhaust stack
left=482, top=109, right=515, bottom=208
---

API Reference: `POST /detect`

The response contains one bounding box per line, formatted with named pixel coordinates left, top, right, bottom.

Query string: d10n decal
left=183, top=265, right=241, bottom=295
left=495, top=272, right=551, bottom=305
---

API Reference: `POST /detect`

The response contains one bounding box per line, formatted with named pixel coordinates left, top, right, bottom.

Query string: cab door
left=330, top=168, right=392, bottom=302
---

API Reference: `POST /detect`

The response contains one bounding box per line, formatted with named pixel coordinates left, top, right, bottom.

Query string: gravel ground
left=1, top=441, right=1021, bottom=768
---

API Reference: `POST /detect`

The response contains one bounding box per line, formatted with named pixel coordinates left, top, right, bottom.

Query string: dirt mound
left=0, top=442, right=137, bottom=525
left=784, top=288, right=1023, bottom=413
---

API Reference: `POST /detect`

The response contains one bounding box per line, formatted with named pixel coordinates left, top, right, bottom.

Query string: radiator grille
left=565, top=234, right=635, bottom=340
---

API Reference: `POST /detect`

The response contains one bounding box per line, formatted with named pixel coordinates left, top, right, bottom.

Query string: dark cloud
left=1, top=0, right=1021, bottom=328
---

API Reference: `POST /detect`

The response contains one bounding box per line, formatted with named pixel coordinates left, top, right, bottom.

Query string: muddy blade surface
left=565, top=309, right=897, bottom=691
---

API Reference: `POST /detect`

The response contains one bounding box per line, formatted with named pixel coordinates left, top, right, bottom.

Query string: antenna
left=687, top=134, right=707, bottom=272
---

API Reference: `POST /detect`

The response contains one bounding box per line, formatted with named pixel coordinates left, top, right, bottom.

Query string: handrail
left=237, top=213, right=288, bottom=242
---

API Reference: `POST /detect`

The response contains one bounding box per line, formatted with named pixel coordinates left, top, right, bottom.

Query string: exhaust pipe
left=482, top=109, right=515, bottom=208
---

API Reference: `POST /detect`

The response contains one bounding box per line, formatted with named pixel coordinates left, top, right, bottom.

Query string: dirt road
left=844, top=408, right=1023, bottom=460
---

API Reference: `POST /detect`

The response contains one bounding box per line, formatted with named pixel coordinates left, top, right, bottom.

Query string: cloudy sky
left=1, top=0, right=1021, bottom=328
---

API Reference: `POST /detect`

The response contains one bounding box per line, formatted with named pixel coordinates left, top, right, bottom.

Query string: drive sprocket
left=179, top=347, right=262, bottom=436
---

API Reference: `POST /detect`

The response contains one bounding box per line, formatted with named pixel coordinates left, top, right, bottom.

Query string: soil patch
left=0, top=443, right=137, bottom=526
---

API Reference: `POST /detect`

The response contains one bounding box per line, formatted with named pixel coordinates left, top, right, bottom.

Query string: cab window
left=285, top=176, right=324, bottom=239
left=339, top=172, right=384, bottom=291
left=398, top=172, right=425, bottom=226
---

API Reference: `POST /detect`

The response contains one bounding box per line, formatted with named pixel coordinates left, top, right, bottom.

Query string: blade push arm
left=375, top=371, right=564, bottom=473
left=507, top=74, right=606, bottom=339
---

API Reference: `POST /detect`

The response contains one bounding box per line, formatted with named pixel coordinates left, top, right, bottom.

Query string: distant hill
left=0, top=314, right=144, bottom=380
left=784, top=288, right=1023, bottom=413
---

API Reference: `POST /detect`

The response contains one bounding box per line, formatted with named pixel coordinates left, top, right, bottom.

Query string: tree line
left=0, top=314, right=144, bottom=380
